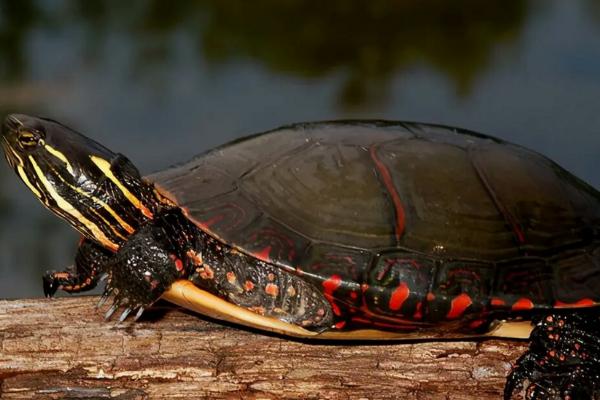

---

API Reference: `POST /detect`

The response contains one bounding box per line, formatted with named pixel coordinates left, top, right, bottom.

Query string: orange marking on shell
left=388, top=282, right=410, bottom=311
left=244, top=280, right=255, bottom=291
left=426, top=292, right=435, bottom=302
left=254, top=246, right=272, bottom=262
left=512, top=297, right=534, bottom=311
left=446, top=293, right=472, bottom=320
left=491, top=297, right=506, bottom=307
left=265, top=283, right=279, bottom=297
left=555, top=298, right=594, bottom=308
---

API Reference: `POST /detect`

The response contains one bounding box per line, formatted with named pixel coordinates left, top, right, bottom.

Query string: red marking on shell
left=555, top=298, right=595, bottom=308
left=446, top=293, right=473, bottom=320
left=388, top=282, right=410, bottom=311
left=335, top=321, right=346, bottom=329
left=369, top=145, right=406, bottom=242
left=426, top=292, right=435, bottom=302
left=491, top=297, right=506, bottom=307
left=361, top=283, right=369, bottom=292
left=265, top=283, right=279, bottom=297
left=254, top=246, right=272, bottom=262
left=469, top=319, right=485, bottom=329
left=470, top=156, right=526, bottom=245
left=200, top=214, right=224, bottom=229
left=512, top=297, right=534, bottom=311
left=323, top=275, right=343, bottom=317
left=413, top=302, right=423, bottom=320
left=350, top=291, right=358, bottom=300
left=244, top=280, right=255, bottom=291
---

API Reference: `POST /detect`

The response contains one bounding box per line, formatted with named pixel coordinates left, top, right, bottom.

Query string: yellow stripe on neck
left=29, top=156, right=119, bottom=251
left=52, top=170, right=135, bottom=235
left=17, top=165, right=42, bottom=198
left=90, top=155, right=154, bottom=219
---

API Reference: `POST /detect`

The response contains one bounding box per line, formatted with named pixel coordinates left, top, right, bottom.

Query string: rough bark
left=0, top=296, right=527, bottom=399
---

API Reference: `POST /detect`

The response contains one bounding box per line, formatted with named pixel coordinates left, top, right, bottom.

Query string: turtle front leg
left=102, top=222, right=186, bottom=321
left=43, top=238, right=113, bottom=297
left=505, top=310, right=600, bottom=400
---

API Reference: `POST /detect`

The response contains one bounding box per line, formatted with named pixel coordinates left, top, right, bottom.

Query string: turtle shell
left=149, top=121, right=600, bottom=330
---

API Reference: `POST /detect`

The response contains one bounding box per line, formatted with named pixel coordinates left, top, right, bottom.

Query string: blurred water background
left=0, top=0, right=599, bottom=298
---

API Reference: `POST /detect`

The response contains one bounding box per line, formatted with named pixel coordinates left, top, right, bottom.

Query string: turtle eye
left=17, top=130, right=44, bottom=148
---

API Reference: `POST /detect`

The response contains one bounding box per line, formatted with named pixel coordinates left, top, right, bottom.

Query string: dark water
left=0, top=0, right=599, bottom=298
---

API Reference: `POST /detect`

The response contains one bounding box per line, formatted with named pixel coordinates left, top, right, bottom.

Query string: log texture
left=0, top=296, right=528, bottom=399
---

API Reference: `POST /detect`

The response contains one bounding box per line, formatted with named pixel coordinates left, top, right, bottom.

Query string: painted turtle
left=2, top=114, right=600, bottom=399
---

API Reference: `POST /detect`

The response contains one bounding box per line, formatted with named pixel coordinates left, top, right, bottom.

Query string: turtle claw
left=104, top=302, right=119, bottom=320
left=97, top=290, right=111, bottom=308
left=118, top=307, right=133, bottom=322
left=134, top=307, right=145, bottom=321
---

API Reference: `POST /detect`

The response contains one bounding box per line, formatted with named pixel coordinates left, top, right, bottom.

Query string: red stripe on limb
left=369, top=145, right=406, bottom=242
left=322, top=275, right=343, bottom=316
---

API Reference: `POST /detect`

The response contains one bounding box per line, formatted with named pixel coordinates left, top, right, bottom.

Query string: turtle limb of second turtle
left=505, top=309, right=600, bottom=400
left=43, top=238, right=112, bottom=297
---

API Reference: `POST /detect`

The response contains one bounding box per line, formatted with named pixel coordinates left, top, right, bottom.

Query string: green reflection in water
left=0, top=0, right=42, bottom=81
left=1, top=0, right=530, bottom=108
left=195, top=0, right=529, bottom=107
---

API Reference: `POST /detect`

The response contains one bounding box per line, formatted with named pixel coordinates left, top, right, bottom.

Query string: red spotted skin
left=149, top=121, right=600, bottom=334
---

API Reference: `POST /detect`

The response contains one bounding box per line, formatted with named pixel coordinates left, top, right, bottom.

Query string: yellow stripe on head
left=29, top=156, right=119, bottom=251
left=45, top=144, right=75, bottom=175
left=90, top=155, right=154, bottom=219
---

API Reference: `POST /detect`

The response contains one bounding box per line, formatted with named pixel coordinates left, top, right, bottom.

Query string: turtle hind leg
left=505, top=309, right=600, bottom=400
left=43, top=238, right=112, bottom=297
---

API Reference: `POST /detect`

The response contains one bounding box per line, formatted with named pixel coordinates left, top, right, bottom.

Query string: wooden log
left=0, top=296, right=528, bottom=399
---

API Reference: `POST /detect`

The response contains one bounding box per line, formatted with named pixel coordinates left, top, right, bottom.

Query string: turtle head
left=2, top=114, right=157, bottom=251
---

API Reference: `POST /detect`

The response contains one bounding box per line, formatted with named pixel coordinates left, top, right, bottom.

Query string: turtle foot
left=504, top=310, right=600, bottom=400
left=100, top=223, right=184, bottom=322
